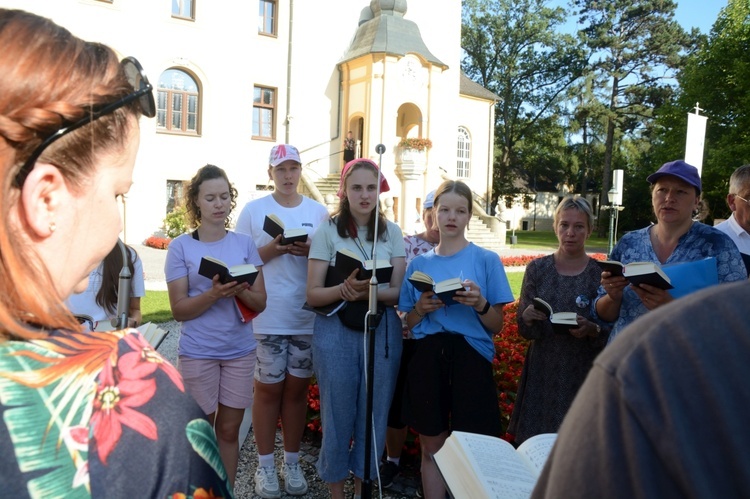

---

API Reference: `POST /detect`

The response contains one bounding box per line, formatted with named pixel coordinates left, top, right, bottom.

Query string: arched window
left=457, top=127, right=471, bottom=178
left=157, top=69, right=200, bottom=135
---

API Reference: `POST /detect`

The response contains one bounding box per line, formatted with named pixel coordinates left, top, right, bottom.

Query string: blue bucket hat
left=646, top=160, right=701, bottom=194
left=423, top=190, right=436, bottom=210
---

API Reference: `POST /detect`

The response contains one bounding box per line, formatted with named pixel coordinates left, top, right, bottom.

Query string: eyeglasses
left=14, top=56, right=155, bottom=188
left=735, top=195, right=750, bottom=206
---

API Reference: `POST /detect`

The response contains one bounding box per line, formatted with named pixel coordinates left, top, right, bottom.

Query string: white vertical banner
left=685, top=112, right=708, bottom=175
left=612, top=169, right=624, bottom=205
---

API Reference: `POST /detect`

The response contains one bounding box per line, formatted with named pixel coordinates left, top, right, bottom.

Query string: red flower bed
left=501, top=253, right=606, bottom=267
left=144, top=236, right=171, bottom=249
left=493, top=300, right=528, bottom=440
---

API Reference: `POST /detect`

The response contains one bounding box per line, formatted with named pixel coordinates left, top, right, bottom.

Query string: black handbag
left=337, top=301, right=384, bottom=331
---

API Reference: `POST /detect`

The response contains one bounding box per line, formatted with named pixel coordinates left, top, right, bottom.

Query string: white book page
left=450, top=431, right=538, bottom=499
left=516, top=433, right=557, bottom=476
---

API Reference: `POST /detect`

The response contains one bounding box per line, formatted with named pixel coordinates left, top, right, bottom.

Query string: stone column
left=395, top=147, right=428, bottom=235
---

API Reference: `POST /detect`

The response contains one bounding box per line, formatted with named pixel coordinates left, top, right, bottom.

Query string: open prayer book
left=198, top=256, right=258, bottom=286
left=262, top=214, right=308, bottom=245
left=136, top=322, right=169, bottom=349
left=434, top=431, right=557, bottom=499
left=596, top=260, right=673, bottom=290
left=407, top=271, right=465, bottom=306
left=335, top=248, right=393, bottom=283
left=532, top=298, right=578, bottom=334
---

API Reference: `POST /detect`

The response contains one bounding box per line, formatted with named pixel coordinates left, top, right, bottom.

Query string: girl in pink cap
left=306, top=159, right=406, bottom=499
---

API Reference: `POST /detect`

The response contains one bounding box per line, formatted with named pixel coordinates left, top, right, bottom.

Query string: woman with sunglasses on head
left=398, top=180, right=514, bottom=499
left=165, top=164, right=267, bottom=488
left=306, top=159, right=406, bottom=499
left=0, top=8, right=232, bottom=497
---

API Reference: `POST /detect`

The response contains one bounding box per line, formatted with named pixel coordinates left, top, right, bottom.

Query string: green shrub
left=163, top=206, right=187, bottom=239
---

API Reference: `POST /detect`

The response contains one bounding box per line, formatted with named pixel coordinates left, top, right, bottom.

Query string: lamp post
left=604, top=169, right=625, bottom=257
left=606, top=187, right=617, bottom=256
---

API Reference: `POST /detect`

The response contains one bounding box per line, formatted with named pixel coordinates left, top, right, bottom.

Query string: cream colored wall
left=456, top=95, right=495, bottom=210
left=4, top=0, right=487, bottom=243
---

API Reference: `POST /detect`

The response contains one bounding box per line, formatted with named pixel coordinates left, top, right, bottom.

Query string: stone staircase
left=302, top=173, right=505, bottom=254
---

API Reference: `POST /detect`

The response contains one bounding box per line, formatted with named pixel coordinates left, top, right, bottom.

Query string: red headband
left=337, top=158, right=390, bottom=198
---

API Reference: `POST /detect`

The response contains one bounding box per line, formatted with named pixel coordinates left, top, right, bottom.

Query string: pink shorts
left=178, top=351, right=256, bottom=415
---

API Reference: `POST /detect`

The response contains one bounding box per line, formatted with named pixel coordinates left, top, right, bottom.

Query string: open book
left=263, top=214, right=308, bottom=245
left=532, top=298, right=578, bottom=334
left=198, top=256, right=258, bottom=286
left=596, top=260, right=673, bottom=290
left=335, top=248, right=393, bottom=283
left=136, top=322, right=169, bottom=349
left=408, top=271, right=465, bottom=306
left=434, top=431, right=557, bottom=499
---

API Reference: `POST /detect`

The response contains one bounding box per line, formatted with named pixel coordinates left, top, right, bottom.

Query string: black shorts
left=403, top=333, right=502, bottom=437
left=387, top=338, right=417, bottom=429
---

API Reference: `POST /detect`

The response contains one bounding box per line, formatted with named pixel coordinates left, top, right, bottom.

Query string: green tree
left=462, top=0, right=585, bottom=203
left=573, top=0, right=691, bottom=215
left=653, top=0, right=750, bottom=222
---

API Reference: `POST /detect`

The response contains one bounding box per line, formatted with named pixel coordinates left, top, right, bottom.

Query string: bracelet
left=412, top=307, right=425, bottom=319
left=477, top=299, right=491, bottom=315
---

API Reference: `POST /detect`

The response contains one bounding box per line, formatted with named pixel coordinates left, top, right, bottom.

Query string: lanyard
left=353, top=235, right=372, bottom=261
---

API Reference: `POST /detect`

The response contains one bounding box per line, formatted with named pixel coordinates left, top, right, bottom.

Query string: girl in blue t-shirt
left=398, top=180, right=514, bottom=499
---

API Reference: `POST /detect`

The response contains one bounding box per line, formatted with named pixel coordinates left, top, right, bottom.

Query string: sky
left=673, top=0, right=726, bottom=34
left=554, top=0, right=728, bottom=35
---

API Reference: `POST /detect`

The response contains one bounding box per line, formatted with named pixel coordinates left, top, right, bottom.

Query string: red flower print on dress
left=124, top=332, right=183, bottom=390
left=91, top=355, right=157, bottom=464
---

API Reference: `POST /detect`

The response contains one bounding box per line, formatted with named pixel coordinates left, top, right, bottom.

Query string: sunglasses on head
left=14, top=56, right=155, bottom=188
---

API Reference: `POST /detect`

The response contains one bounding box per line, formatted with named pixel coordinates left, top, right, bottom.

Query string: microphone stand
left=111, top=238, right=132, bottom=329
left=362, top=143, right=386, bottom=499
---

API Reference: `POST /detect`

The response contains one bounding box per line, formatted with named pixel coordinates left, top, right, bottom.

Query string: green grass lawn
left=507, top=230, right=609, bottom=254
left=143, top=271, right=527, bottom=324
left=142, top=291, right=173, bottom=324
left=507, top=272, right=523, bottom=298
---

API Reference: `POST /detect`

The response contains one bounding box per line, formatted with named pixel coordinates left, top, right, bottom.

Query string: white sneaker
left=254, top=465, right=281, bottom=499
left=282, top=462, right=309, bottom=496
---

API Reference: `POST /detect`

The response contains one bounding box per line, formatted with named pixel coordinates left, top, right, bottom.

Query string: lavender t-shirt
left=165, top=231, right=262, bottom=359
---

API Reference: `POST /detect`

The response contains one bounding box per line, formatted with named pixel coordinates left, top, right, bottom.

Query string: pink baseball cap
left=337, top=158, right=390, bottom=198
left=269, top=144, right=301, bottom=167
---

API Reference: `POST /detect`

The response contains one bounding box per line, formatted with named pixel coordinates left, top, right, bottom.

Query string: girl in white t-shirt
left=66, top=242, right=145, bottom=331
left=235, top=144, right=329, bottom=498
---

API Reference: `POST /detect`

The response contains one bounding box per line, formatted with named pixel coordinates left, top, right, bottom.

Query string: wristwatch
left=477, top=299, right=491, bottom=315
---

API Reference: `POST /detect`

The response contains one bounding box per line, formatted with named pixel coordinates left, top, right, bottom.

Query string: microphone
left=111, top=239, right=132, bottom=329
left=368, top=144, right=387, bottom=317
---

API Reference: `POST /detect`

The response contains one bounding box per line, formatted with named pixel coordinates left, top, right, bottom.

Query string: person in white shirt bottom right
left=714, top=164, right=750, bottom=273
